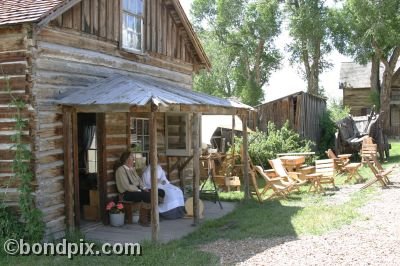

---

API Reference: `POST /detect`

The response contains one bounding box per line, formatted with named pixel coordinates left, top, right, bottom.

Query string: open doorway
left=77, top=113, right=100, bottom=225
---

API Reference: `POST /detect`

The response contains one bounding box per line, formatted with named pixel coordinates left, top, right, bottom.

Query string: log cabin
left=256, top=91, right=327, bottom=145
left=340, top=62, right=400, bottom=136
left=0, top=0, right=252, bottom=241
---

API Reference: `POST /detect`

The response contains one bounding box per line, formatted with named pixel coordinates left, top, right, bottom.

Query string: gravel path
left=200, top=169, right=400, bottom=265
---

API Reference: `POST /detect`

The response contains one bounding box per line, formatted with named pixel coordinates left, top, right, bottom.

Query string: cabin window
left=122, top=0, right=144, bottom=51
left=88, top=135, right=97, bottom=173
left=165, top=113, right=190, bottom=156
left=131, top=117, right=149, bottom=171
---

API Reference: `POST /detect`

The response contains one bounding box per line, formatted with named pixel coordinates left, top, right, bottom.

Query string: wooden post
left=63, top=107, right=74, bottom=229
left=96, top=113, right=107, bottom=225
left=150, top=106, right=159, bottom=242
left=231, top=114, right=235, bottom=156
left=192, top=113, right=201, bottom=225
left=242, top=114, right=250, bottom=200
left=71, top=110, right=81, bottom=226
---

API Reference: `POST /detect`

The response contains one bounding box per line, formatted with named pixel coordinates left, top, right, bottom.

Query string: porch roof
left=56, top=74, right=253, bottom=114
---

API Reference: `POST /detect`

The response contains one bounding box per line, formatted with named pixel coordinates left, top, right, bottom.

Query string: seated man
left=115, top=151, right=165, bottom=226
left=142, top=163, right=185, bottom=219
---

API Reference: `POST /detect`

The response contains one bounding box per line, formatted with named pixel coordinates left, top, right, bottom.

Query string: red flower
left=106, top=201, right=115, bottom=211
left=106, top=201, right=124, bottom=214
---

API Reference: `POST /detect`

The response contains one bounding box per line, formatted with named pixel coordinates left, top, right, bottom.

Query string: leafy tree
left=285, top=0, right=333, bottom=96
left=319, top=100, right=351, bottom=156
left=330, top=0, right=400, bottom=131
left=191, top=0, right=282, bottom=106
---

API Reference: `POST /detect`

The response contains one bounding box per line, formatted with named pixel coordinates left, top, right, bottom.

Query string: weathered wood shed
left=256, top=91, right=327, bottom=144
left=0, top=0, right=252, bottom=241
left=340, top=62, right=400, bottom=136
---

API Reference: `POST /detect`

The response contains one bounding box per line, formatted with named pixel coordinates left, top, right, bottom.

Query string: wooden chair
left=254, top=165, right=294, bottom=200
left=369, top=154, right=394, bottom=184
left=248, top=165, right=264, bottom=203
left=361, top=156, right=389, bottom=190
left=361, top=143, right=377, bottom=164
left=312, top=159, right=337, bottom=189
left=325, top=149, right=350, bottom=174
left=268, top=158, right=307, bottom=187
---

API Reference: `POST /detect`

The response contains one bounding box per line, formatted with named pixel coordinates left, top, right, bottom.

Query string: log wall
left=30, top=27, right=192, bottom=237
left=1, top=0, right=198, bottom=238
left=50, top=0, right=198, bottom=66
left=256, top=92, right=326, bottom=145
left=104, top=113, right=129, bottom=200
left=343, top=87, right=371, bottom=116
left=344, top=87, right=400, bottom=136
left=104, top=112, right=191, bottom=201
left=0, top=25, right=34, bottom=209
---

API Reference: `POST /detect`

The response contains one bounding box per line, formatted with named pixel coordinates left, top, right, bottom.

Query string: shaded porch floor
left=81, top=201, right=236, bottom=244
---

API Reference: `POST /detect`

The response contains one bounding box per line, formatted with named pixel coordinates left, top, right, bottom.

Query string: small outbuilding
left=256, top=91, right=327, bottom=144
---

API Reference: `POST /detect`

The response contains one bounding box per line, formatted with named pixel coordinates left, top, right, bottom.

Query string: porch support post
left=150, top=105, right=159, bottom=242
left=72, top=109, right=80, bottom=225
left=192, top=112, right=201, bottom=225
left=231, top=114, right=235, bottom=157
left=63, top=106, right=74, bottom=229
left=242, top=113, right=250, bottom=200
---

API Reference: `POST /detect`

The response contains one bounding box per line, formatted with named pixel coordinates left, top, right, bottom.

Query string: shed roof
left=339, top=62, right=381, bottom=89
left=0, top=0, right=64, bottom=25
left=56, top=74, right=252, bottom=112
left=255, top=91, right=326, bottom=107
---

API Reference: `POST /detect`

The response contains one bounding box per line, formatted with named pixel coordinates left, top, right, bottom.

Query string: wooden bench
left=121, top=201, right=151, bottom=224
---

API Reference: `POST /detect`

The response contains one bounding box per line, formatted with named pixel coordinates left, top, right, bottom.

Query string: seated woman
left=142, top=163, right=185, bottom=219
left=115, top=151, right=165, bottom=226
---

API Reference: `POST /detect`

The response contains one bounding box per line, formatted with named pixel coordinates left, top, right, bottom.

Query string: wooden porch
left=81, top=201, right=235, bottom=244
left=57, top=74, right=253, bottom=242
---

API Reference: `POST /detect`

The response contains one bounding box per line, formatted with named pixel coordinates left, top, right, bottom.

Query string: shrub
left=232, top=121, right=314, bottom=168
left=0, top=204, right=23, bottom=240
left=318, top=100, right=351, bottom=156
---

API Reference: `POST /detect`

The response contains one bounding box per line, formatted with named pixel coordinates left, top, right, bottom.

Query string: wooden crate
left=224, top=176, right=241, bottom=192
left=83, top=205, right=100, bottom=221
left=89, top=190, right=99, bottom=207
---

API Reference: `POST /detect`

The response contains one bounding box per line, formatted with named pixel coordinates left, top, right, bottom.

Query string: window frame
left=121, top=0, right=145, bottom=53
left=88, top=135, right=98, bottom=173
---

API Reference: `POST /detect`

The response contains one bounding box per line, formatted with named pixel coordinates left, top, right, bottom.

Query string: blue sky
left=181, top=0, right=351, bottom=103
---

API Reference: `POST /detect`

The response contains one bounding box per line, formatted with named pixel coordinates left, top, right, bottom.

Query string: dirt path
left=200, top=169, right=400, bottom=265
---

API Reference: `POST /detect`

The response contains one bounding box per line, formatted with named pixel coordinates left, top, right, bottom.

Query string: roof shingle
left=0, top=0, right=63, bottom=26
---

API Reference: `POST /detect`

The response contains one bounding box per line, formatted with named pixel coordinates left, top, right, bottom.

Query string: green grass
left=2, top=141, right=398, bottom=265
